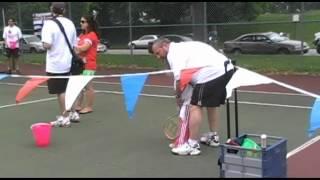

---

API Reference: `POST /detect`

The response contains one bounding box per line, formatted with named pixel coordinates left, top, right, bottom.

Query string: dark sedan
left=223, top=32, right=309, bottom=54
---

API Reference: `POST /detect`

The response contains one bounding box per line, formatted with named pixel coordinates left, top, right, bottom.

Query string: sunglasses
left=80, top=20, right=87, bottom=24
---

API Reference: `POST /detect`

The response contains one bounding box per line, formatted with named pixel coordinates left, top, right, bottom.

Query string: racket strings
left=163, top=114, right=179, bottom=140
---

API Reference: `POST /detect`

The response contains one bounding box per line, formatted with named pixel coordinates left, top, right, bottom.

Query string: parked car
left=128, top=35, right=159, bottom=49
left=97, top=43, right=107, bottom=53
left=223, top=32, right=309, bottom=55
left=159, top=34, right=193, bottom=43
left=313, top=32, right=320, bottom=54
left=100, top=38, right=110, bottom=48
left=21, top=34, right=45, bottom=53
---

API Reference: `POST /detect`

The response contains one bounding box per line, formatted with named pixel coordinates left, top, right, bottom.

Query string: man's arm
left=2, top=27, right=6, bottom=40
left=175, top=79, right=183, bottom=108
left=41, top=21, right=52, bottom=50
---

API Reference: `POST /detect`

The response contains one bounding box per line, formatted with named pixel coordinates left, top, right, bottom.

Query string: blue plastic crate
left=219, top=133, right=287, bottom=178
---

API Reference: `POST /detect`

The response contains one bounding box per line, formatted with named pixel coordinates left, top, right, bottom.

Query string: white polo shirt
left=167, top=41, right=234, bottom=84
left=2, top=25, right=22, bottom=49
left=41, top=17, right=77, bottom=73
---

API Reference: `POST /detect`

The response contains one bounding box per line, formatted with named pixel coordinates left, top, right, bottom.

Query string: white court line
left=0, top=81, right=311, bottom=97
left=95, top=90, right=174, bottom=98
left=0, top=81, right=317, bottom=159
left=228, top=100, right=311, bottom=109
left=93, top=81, right=174, bottom=88
left=287, top=135, right=320, bottom=158
left=93, top=80, right=312, bottom=97
left=0, top=82, right=312, bottom=109
left=0, top=82, right=47, bottom=88
left=96, top=90, right=312, bottom=109
left=0, top=97, right=56, bottom=109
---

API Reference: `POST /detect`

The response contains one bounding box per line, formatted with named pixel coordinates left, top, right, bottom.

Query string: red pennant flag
left=180, top=67, right=201, bottom=91
left=16, top=78, right=49, bottom=104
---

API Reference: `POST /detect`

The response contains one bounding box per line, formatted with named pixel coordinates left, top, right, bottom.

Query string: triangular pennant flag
left=308, top=98, right=320, bottom=137
left=180, top=67, right=202, bottom=91
left=16, top=77, right=49, bottom=103
left=120, top=74, right=148, bottom=119
left=226, top=67, right=274, bottom=99
left=0, top=74, right=9, bottom=80
left=65, top=75, right=94, bottom=111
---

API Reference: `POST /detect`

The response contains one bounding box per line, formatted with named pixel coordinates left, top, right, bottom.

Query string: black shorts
left=46, top=72, right=69, bottom=94
left=190, top=70, right=234, bottom=107
left=5, top=48, right=19, bottom=58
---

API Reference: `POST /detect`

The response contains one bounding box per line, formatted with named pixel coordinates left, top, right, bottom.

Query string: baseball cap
left=51, top=2, right=65, bottom=14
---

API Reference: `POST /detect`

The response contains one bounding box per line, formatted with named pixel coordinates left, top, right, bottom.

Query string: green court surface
left=0, top=78, right=314, bottom=177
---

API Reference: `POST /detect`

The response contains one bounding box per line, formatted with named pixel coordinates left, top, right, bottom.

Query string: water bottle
left=260, top=134, right=267, bottom=149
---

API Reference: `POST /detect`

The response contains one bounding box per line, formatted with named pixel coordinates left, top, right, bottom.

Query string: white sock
left=188, top=139, right=198, bottom=147
left=208, top=131, right=218, bottom=136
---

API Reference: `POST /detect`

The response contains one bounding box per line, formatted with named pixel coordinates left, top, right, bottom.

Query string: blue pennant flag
left=120, top=74, right=148, bottom=119
left=308, top=98, right=320, bottom=137
left=0, top=74, right=9, bottom=80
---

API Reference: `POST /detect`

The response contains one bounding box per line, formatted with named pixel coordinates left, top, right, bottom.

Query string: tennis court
left=0, top=72, right=318, bottom=177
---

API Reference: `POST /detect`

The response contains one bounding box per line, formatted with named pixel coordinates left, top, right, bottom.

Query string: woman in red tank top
left=74, top=15, right=100, bottom=114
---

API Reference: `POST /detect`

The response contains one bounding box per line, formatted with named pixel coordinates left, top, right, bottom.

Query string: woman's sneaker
left=69, top=111, right=80, bottom=123
left=169, top=143, right=175, bottom=148
left=200, top=133, right=220, bottom=147
left=171, top=142, right=201, bottom=156
left=50, top=116, right=71, bottom=127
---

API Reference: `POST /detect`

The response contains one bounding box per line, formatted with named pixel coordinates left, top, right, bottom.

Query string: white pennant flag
left=226, top=67, right=274, bottom=99
left=65, top=75, right=94, bottom=111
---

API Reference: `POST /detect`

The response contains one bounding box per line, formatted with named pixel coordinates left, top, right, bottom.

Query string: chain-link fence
left=1, top=2, right=319, bottom=53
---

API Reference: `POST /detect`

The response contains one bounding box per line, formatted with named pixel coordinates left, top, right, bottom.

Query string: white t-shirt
left=2, top=25, right=22, bottom=49
left=41, top=17, right=77, bottom=73
left=167, top=41, right=234, bottom=84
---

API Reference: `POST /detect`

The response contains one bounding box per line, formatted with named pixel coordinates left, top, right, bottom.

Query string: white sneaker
left=50, top=116, right=71, bottom=127
left=171, top=142, right=201, bottom=156
left=200, top=133, right=220, bottom=147
left=69, top=111, right=80, bottom=123
left=169, top=143, right=175, bottom=148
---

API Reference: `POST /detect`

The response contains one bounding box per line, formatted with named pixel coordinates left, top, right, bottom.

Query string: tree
left=135, top=2, right=191, bottom=24
left=207, top=2, right=267, bottom=23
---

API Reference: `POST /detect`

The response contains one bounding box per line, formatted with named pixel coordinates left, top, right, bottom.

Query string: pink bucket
left=30, top=123, right=52, bottom=147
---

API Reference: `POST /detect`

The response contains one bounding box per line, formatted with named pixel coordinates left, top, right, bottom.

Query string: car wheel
left=232, top=49, right=242, bottom=55
left=30, top=48, right=37, bottom=53
left=130, top=44, right=136, bottom=49
left=278, top=48, right=289, bottom=54
left=317, top=46, right=320, bottom=54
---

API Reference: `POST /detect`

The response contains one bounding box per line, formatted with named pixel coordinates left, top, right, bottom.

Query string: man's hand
left=43, top=42, right=51, bottom=50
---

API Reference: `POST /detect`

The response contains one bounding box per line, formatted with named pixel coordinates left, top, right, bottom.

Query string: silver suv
left=128, top=35, right=159, bottom=49
left=21, top=34, right=45, bottom=53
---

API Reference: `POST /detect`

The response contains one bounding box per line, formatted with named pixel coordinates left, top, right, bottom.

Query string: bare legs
left=77, top=81, right=94, bottom=113
left=189, top=106, right=220, bottom=140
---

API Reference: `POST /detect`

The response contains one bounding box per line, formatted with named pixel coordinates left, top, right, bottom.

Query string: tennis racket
left=163, top=111, right=180, bottom=140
